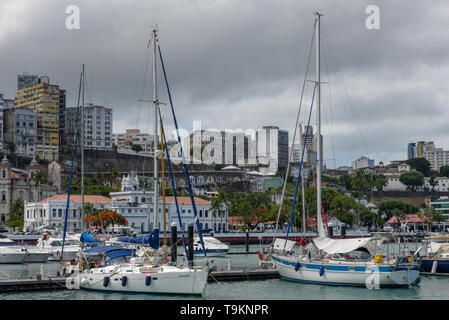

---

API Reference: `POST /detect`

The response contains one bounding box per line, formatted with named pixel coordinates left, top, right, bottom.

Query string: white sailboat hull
left=272, top=254, right=420, bottom=288
left=79, top=265, right=209, bottom=295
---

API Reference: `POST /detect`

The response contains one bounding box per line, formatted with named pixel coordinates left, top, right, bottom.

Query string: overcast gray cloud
left=1, top=0, right=449, bottom=168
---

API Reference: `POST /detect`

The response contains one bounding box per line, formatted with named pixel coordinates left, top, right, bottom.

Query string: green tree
left=131, top=144, right=143, bottom=153
left=358, top=205, right=382, bottom=230
left=30, top=170, right=48, bottom=187
left=428, top=176, right=438, bottom=191
left=440, top=166, right=449, bottom=178
left=406, top=158, right=431, bottom=177
left=378, top=200, right=418, bottom=221
left=399, top=170, right=424, bottom=191
left=350, top=171, right=369, bottom=197
left=7, top=141, right=16, bottom=154
left=210, top=191, right=227, bottom=230
left=339, top=174, right=353, bottom=191
left=7, top=198, right=24, bottom=231
left=373, top=174, right=387, bottom=192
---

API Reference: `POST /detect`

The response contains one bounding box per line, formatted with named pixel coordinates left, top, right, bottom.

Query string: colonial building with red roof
left=24, top=193, right=112, bottom=232
left=108, top=174, right=227, bottom=234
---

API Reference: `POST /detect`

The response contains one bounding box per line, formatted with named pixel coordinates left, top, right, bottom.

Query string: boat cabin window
left=50, top=240, right=62, bottom=246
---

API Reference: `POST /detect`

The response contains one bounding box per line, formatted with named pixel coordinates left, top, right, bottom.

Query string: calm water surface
left=1, top=244, right=448, bottom=300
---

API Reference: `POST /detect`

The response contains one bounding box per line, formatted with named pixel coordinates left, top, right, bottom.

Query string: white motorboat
left=0, top=238, right=50, bottom=263
left=22, top=247, right=52, bottom=263
left=179, top=236, right=229, bottom=257
left=36, top=237, right=81, bottom=261
left=0, top=246, right=27, bottom=264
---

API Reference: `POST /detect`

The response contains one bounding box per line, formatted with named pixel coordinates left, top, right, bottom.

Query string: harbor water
left=0, top=244, right=449, bottom=300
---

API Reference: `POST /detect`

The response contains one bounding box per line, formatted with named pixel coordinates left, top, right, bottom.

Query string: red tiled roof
left=164, top=196, right=211, bottom=205
left=228, top=216, right=244, bottom=225
left=385, top=214, right=428, bottom=224
left=306, top=214, right=332, bottom=227
left=39, top=194, right=112, bottom=204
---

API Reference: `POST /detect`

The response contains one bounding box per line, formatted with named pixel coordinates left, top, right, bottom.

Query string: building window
left=58, top=209, right=62, bottom=217
left=52, top=209, right=56, bottom=217
left=199, top=210, right=202, bottom=218
left=1, top=170, right=4, bottom=179
left=205, top=210, right=208, bottom=218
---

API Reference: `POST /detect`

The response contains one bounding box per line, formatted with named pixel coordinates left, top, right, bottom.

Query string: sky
left=1, top=0, right=449, bottom=168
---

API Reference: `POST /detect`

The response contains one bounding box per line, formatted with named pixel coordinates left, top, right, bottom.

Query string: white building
left=109, top=174, right=228, bottom=234
left=65, top=103, right=113, bottom=150
left=112, top=129, right=155, bottom=155
left=24, top=194, right=112, bottom=232
left=424, top=177, right=449, bottom=192
left=352, top=156, right=374, bottom=170
left=384, top=175, right=407, bottom=191
left=424, top=148, right=449, bottom=171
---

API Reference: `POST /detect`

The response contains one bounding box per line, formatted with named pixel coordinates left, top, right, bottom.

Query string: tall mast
left=81, top=64, right=85, bottom=232
left=301, top=170, right=306, bottom=233
left=314, top=11, right=325, bottom=238
left=152, top=26, right=159, bottom=261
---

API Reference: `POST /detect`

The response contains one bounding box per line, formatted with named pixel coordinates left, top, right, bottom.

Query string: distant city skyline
left=1, top=1, right=449, bottom=168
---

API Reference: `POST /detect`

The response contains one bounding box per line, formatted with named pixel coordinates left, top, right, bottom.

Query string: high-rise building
left=17, top=73, right=39, bottom=90
left=65, top=103, right=113, bottom=150
left=352, top=156, right=375, bottom=170
left=58, top=89, right=66, bottom=153
left=14, top=76, right=62, bottom=160
left=298, top=125, right=322, bottom=169
left=257, top=126, right=289, bottom=174
left=407, top=142, right=416, bottom=159
left=424, top=148, right=449, bottom=171
left=4, top=108, right=37, bottom=157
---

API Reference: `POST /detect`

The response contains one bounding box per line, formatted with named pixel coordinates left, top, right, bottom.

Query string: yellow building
left=14, top=81, right=60, bottom=160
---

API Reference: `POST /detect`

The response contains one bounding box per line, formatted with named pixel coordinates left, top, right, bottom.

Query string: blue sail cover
left=118, top=235, right=150, bottom=244
left=80, top=232, right=102, bottom=244
left=149, top=229, right=159, bottom=250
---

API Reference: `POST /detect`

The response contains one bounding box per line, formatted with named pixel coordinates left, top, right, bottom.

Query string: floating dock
left=0, top=269, right=280, bottom=292
left=0, top=277, right=67, bottom=292
left=208, top=269, right=279, bottom=282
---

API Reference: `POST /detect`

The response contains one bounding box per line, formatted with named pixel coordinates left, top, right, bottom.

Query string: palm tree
left=7, top=198, right=24, bottom=231
left=210, top=191, right=227, bottom=232
left=31, top=170, right=48, bottom=187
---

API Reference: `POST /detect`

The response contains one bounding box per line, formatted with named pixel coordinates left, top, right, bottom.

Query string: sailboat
left=77, top=26, right=210, bottom=295
left=270, top=12, right=420, bottom=288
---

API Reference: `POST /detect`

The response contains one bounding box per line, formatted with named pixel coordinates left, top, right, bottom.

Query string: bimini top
left=313, top=237, right=382, bottom=255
